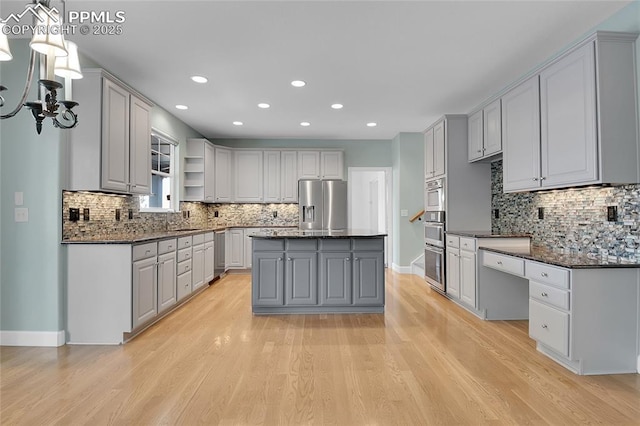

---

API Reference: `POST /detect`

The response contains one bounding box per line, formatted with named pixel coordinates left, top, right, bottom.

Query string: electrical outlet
left=187, top=210, right=190, bottom=218
left=69, top=208, right=80, bottom=222
left=128, top=209, right=133, bottom=220
left=83, top=208, right=90, bottom=221
left=607, top=206, right=617, bottom=222
left=214, top=210, right=219, bottom=218
left=493, top=209, right=499, bottom=219
left=538, top=207, right=544, bottom=220
left=115, top=209, right=121, bottom=221
left=273, top=211, right=278, bottom=218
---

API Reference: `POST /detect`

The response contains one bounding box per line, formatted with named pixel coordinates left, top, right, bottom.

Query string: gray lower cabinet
left=252, top=237, right=385, bottom=313
left=285, top=252, right=318, bottom=305
left=157, top=251, right=177, bottom=313
left=352, top=251, right=384, bottom=305
left=252, top=252, right=284, bottom=306
left=319, top=252, right=351, bottom=305
left=132, top=249, right=158, bottom=329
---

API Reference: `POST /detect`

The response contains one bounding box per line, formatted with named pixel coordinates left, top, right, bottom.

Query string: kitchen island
left=248, top=229, right=387, bottom=314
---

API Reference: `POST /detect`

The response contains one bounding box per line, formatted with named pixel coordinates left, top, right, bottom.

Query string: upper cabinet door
left=483, top=99, right=502, bottom=157
left=101, top=78, right=130, bottom=192
left=424, top=127, right=435, bottom=178
left=234, top=151, right=264, bottom=202
left=432, top=120, right=446, bottom=177
left=298, top=151, right=320, bottom=179
left=129, top=94, right=152, bottom=195
left=280, top=151, right=298, bottom=202
left=320, top=151, right=344, bottom=179
left=540, top=42, right=597, bottom=188
left=502, top=75, right=541, bottom=192
left=263, top=151, right=281, bottom=203
left=214, top=147, right=233, bottom=202
left=203, top=142, right=215, bottom=202
left=467, top=110, right=483, bottom=162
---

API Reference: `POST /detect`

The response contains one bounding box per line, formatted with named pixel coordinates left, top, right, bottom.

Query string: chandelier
left=0, top=0, right=82, bottom=134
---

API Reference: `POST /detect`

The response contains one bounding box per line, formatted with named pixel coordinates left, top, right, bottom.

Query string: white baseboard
left=391, top=263, right=412, bottom=274
left=0, top=330, right=66, bottom=347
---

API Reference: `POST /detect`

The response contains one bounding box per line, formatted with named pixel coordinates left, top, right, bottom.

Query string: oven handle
left=425, top=245, right=444, bottom=254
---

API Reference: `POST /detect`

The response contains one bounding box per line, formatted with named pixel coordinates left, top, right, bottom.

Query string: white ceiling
left=2, top=0, right=632, bottom=140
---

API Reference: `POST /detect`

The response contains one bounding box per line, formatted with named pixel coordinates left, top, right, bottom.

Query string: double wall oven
left=424, top=178, right=446, bottom=294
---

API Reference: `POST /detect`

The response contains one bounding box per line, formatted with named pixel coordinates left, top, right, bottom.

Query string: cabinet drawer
left=192, top=233, right=205, bottom=245
left=204, top=232, right=214, bottom=242
left=177, top=270, right=192, bottom=301
left=158, top=239, right=177, bottom=254
left=319, top=239, right=351, bottom=251
left=459, top=237, right=476, bottom=252
left=253, top=239, right=285, bottom=251
left=529, top=299, right=569, bottom=357
left=526, top=261, right=569, bottom=289
left=133, top=242, right=157, bottom=261
left=178, top=247, right=192, bottom=262
left=177, top=259, right=192, bottom=275
left=482, top=252, right=524, bottom=276
left=446, top=235, right=460, bottom=248
left=286, top=239, right=318, bottom=251
left=352, top=238, right=384, bottom=251
left=530, top=281, right=569, bottom=310
left=178, top=236, right=192, bottom=249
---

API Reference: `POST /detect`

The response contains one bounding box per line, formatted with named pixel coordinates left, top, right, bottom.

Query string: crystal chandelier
left=0, top=0, right=82, bottom=134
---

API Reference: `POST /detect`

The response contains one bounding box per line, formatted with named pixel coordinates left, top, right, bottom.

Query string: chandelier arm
left=0, top=49, right=38, bottom=119
left=52, top=108, right=78, bottom=129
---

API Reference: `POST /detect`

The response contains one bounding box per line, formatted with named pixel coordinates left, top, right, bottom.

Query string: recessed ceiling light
left=366, top=122, right=377, bottom=127
left=258, top=103, right=270, bottom=109
left=331, top=103, right=344, bottom=109
left=233, top=121, right=243, bottom=126
left=300, top=122, right=311, bottom=127
left=175, top=105, right=188, bottom=110
left=191, top=75, right=208, bottom=83
left=291, top=80, right=306, bottom=87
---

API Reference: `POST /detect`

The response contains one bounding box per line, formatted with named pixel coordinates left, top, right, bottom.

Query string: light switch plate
left=14, top=192, right=24, bottom=206
left=15, top=208, right=28, bottom=223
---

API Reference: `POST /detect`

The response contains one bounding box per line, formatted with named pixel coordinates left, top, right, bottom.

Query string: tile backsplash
left=491, top=160, right=640, bottom=261
left=62, top=191, right=298, bottom=240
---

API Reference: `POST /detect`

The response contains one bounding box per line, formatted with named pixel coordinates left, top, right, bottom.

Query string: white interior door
left=348, top=167, right=392, bottom=267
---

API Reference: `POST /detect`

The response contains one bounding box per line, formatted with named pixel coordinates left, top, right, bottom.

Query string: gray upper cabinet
left=467, top=110, right=483, bottom=162
left=214, top=147, right=233, bottom=202
left=425, top=120, right=446, bottom=179
left=502, top=76, right=541, bottom=192
left=234, top=150, right=264, bottom=202
left=468, top=99, right=502, bottom=162
left=68, top=69, right=153, bottom=194
left=502, top=31, right=639, bottom=192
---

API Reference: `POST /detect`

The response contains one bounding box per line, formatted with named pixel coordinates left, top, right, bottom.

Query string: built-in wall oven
left=425, top=178, right=445, bottom=212
left=424, top=210, right=446, bottom=293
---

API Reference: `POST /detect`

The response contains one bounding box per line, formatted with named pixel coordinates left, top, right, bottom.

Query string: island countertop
left=247, top=229, right=387, bottom=239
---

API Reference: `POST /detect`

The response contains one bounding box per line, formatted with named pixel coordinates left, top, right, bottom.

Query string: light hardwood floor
left=2, top=270, right=639, bottom=425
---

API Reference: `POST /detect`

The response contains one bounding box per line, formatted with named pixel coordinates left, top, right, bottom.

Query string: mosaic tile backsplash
left=491, top=160, right=640, bottom=262
left=62, top=191, right=298, bottom=240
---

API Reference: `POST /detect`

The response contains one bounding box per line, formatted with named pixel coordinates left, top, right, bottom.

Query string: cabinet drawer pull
left=476, top=149, right=482, bottom=153
left=287, top=257, right=292, bottom=261
left=354, top=257, right=360, bottom=261
left=541, top=272, right=548, bottom=278
left=344, top=257, right=350, bottom=261
left=168, top=245, right=173, bottom=250
left=278, top=257, right=282, bottom=261
left=541, top=292, right=548, bottom=297
left=496, top=261, right=503, bottom=265
left=184, top=265, right=189, bottom=271
left=540, top=177, right=546, bottom=181
left=532, top=177, right=538, bottom=181
left=541, top=324, right=548, bottom=329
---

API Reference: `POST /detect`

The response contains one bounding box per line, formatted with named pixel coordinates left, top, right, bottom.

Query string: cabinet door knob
left=541, top=292, right=548, bottom=297
left=477, top=149, right=482, bottom=153
left=541, top=272, right=548, bottom=278
left=540, top=177, right=546, bottom=181
left=532, top=177, right=539, bottom=181
left=496, top=261, right=503, bottom=265
left=278, top=257, right=282, bottom=261
left=287, top=257, right=292, bottom=261
left=354, top=257, right=360, bottom=261
left=541, top=324, right=548, bottom=329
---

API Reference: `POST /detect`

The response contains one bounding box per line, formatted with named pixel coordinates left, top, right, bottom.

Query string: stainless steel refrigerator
left=298, top=179, right=347, bottom=230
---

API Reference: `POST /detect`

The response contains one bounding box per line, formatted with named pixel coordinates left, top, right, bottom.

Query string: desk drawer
left=530, top=281, right=569, bottom=310
left=446, top=235, right=460, bottom=248
left=526, top=262, right=569, bottom=289
left=529, top=299, right=569, bottom=357
left=483, top=252, right=524, bottom=276
left=459, top=237, right=476, bottom=252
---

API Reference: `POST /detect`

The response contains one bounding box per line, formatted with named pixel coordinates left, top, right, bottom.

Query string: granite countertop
left=481, top=245, right=640, bottom=269
left=446, top=230, right=531, bottom=238
left=61, top=225, right=298, bottom=244
left=247, top=229, right=387, bottom=239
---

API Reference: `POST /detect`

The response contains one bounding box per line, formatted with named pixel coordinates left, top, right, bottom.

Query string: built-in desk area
left=478, top=246, right=639, bottom=375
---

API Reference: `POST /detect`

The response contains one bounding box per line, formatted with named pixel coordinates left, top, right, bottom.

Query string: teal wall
left=391, top=133, right=424, bottom=268
left=0, top=39, right=65, bottom=332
